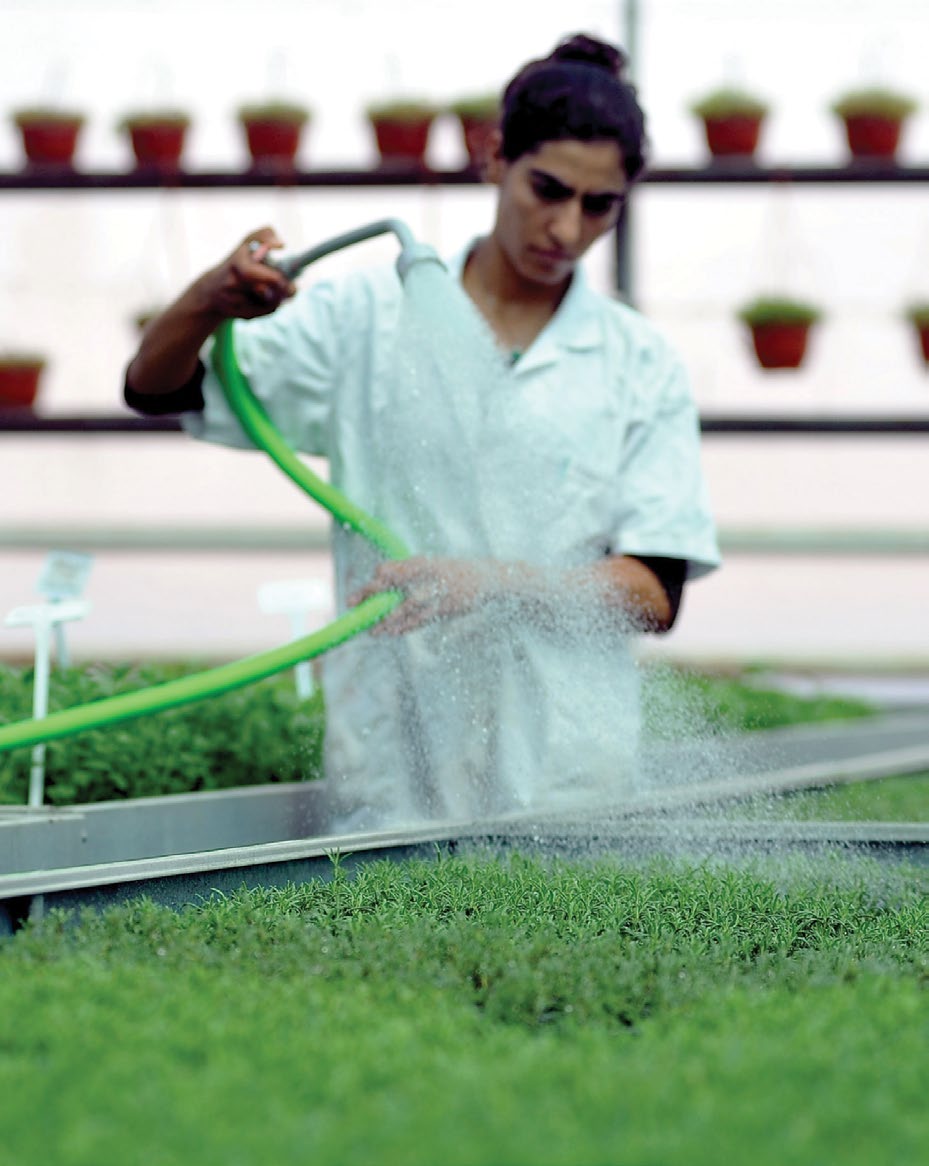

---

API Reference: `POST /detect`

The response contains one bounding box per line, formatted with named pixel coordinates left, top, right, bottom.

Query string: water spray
left=0, top=220, right=442, bottom=759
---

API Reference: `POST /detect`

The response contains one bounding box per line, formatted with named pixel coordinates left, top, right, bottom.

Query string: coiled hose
left=0, top=222, right=420, bottom=755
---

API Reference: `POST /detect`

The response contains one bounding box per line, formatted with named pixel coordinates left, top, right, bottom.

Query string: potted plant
left=736, top=296, right=823, bottom=370
left=688, top=87, right=769, bottom=160
left=0, top=352, right=47, bottom=410
left=449, top=94, right=499, bottom=169
left=365, top=99, right=438, bottom=167
left=118, top=109, right=191, bottom=170
left=12, top=107, right=85, bottom=167
left=830, top=87, right=917, bottom=161
left=236, top=101, right=311, bottom=171
left=903, top=303, right=929, bottom=366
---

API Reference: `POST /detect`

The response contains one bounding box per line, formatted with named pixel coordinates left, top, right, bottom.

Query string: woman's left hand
left=348, top=557, right=499, bottom=636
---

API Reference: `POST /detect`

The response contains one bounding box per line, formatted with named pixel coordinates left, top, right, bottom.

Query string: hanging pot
left=737, top=298, right=822, bottom=371
left=366, top=103, right=437, bottom=167
left=748, top=322, right=814, bottom=370
left=701, top=114, right=764, bottom=159
left=120, top=113, right=191, bottom=171
left=840, top=114, right=904, bottom=161
left=0, top=356, right=46, bottom=410
left=688, top=89, right=769, bottom=162
left=830, top=89, right=916, bottom=163
left=13, top=111, right=84, bottom=167
left=916, top=325, right=929, bottom=365
left=237, top=105, right=310, bottom=171
left=906, top=318, right=929, bottom=366
left=449, top=98, right=499, bottom=169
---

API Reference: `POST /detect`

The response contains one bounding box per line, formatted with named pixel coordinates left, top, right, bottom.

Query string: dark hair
left=500, top=33, right=648, bottom=181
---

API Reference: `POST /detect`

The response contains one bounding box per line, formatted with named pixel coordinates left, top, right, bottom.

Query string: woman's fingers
left=348, top=559, right=423, bottom=607
left=348, top=558, right=488, bottom=636
left=222, top=227, right=295, bottom=317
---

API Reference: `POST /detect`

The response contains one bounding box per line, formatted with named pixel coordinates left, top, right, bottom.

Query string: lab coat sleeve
left=612, top=351, right=721, bottom=580
left=181, top=277, right=342, bottom=457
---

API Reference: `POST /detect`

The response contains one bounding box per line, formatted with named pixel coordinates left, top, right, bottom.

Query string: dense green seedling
left=639, top=663, right=875, bottom=737
left=14, top=855, right=926, bottom=1001
left=1, top=856, right=926, bottom=1165
left=0, top=661, right=874, bottom=804
left=0, top=663, right=324, bottom=804
left=778, top=770, right=929, bottom=822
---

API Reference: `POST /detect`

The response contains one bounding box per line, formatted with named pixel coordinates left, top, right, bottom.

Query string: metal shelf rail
left=2, top=162, right=929, bottom=189
left=2, top=414, right=929, bottom=435
left=3, top=161, right=928, bottom=436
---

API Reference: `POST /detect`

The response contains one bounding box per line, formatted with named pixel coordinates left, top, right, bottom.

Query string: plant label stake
left=36, top=550, right=94, bottom=669
left=257, top=580, right=333, bottom=699
left=4, top=600, right=90, bottom=806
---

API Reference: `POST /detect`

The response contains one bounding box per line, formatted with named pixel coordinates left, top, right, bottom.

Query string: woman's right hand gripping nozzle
left=199, top=226, right=296, bottom=321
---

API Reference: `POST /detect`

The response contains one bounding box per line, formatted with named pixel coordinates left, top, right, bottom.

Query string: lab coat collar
left=447, top=240, right=604, bottom=374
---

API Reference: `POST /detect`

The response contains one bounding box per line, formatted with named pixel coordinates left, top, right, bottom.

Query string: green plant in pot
left=903, top=303, right=929, bottom=366
left=365, top=99, right=439, bottom=167
left=12, top=107, right=86, bottom=168
left=0, top=352, right=47, bottom=410
left=236, top=101, right=312, bottom=170
left=830, top=87, right=917, bottom=162
left=737, top=296, right=823, bottom=370
left=448, top=94, right=499, bottom=169
left=689, top=87, right=769, bottom=160
left=117, top=109, right=191, bottom=171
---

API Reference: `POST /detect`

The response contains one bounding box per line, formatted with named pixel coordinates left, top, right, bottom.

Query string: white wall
left=3, top=0, right=929, bottom=668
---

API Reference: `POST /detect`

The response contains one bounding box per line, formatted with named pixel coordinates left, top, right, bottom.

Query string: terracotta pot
left=0, top=358, right=46, bottom=409
left=16, top=118, right=83, bottom=167
left=241, top=117, right=306, bottom=169
left=457, top=114, right=497, bottom=168
left=912, top=323, right=929, bottom=365
left=748, top=322, right=813, bottom=370
left=702, top=114, right=763, bottom=159
left=840, top=114, right=903, bottom=161
left=126, top=122, right=188, bottom=170
left=369, top=115, right=435, bottom=166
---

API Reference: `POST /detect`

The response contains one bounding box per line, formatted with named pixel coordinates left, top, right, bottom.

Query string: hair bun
left=549, top=33, right=627, bottom=81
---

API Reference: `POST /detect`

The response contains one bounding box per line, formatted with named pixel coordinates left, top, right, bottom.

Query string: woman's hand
left=191, top=226, right=296, bottom=322
left=125, top=226, right=298, bottom=399
left=348, top=557, right=501, bottom=636
left=348, top=553, right=674, bottom=639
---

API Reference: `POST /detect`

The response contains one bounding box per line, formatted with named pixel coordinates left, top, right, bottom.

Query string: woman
left=125, top=33, right=720, bottom=831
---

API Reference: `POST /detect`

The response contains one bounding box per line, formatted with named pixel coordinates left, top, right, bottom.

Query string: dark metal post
left=616, top=0, right=641, bottom=303
left=614, top=199, right=634, bottom=305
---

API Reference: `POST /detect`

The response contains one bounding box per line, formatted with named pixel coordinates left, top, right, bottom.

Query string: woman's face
left=488, top=137, right=628, bottom=288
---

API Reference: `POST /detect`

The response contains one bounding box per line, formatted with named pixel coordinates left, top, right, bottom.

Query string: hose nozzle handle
left=396, top=241, right=444, bottom=282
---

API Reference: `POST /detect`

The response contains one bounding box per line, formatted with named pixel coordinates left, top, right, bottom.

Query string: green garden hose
left=212, top=315, right=408, bottom=561
left=0, top=220, right=427, bottom=756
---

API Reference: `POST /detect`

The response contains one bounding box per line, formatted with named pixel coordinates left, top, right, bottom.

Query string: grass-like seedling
left=689, top=86, right=770, bottom=119
left=736, top=296, right=824, bottom=326
left=1, top=854, right=926, bottom=1164
left=640, top=664, right=874, bottom=736
left=0, top=663, right=324, bottom=804
left=0, top=661, right=874, bottom=804
left=830, top=87, right=918, bottom=120
left=778, top=770, right=929, bottom=821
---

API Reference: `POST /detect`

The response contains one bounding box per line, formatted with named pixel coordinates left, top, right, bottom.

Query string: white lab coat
left=184, top=244, right=720, bottom=830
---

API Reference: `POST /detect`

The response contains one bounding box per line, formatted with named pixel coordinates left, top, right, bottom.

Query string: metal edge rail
left=2, top=816, right=927, bottom=936
left=3, top=819, right=928, bottom=902
left=3, top=726, right=929, bottom=934
left=5, top=524, right=929, bottom=555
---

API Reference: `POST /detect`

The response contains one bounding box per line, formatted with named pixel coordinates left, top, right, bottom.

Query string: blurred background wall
left=3, top=0, right=929, bottom=671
